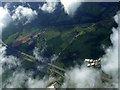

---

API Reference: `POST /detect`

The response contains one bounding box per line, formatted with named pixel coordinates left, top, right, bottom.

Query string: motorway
left=48, top=68, right=65, bottom=78
left=0, top=39, right=112, bottom=87
left=48, top=63, right=66, bottom=72
left=0, top=39, right=66, bottom=72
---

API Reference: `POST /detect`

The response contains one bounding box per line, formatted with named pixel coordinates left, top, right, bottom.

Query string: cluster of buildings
left=85, top=58, right=101, bottom=68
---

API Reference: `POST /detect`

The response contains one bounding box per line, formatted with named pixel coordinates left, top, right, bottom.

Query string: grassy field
left=3, top=9, right=116, bottom=69
left=17, top=28, right=40, bottom=40
left=45, top=30, right=60, bottom=40
left=54, top=18, right=114, bottom=68
left=5, top=32, right=19, bottom=45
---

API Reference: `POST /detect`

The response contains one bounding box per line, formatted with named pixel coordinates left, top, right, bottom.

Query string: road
left=0, top=39, right=66, bottom=72
left=1, top=39, right=112, bottom=87
left=48, top=68, right=65, bottom=78
left=48, top=63, right=66, bottom=72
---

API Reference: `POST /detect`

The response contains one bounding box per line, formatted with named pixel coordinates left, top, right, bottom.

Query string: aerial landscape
left=0, top=0, right=119, bottom=89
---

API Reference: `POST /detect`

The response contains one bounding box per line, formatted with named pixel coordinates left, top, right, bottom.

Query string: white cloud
left=0, top=41, right=20, bottom=74
left=60, top=0, right=82, bottom=16
left=0, top=7, right=12, bottom=39
left=0, top=7, right=12, bottom=86
left=33, top=47, right=43, bottom=61
left=0, top=3, right=119, bottom=88
left=0, top=6, right=49, bottom=89
left=39, top=0, right=58, bottom=13
left=3, top=69, right=51, bottom=88
left=39, top=0, right=82, bottom=16
left=0, top=6, right=16, bottom=89
left=12, top=6, right=38, bottom=24
left=62, top=12, right=119, bottom=88
left=4, top=70, right=27, bottom=88
left=62, top=65, right=102, bottom=88
left=101, top=28, right=118, bottom=77
left=39, top=0, right=84, bottom=16
left=114, top=14, right=118, bottom=24
left=101, top=13, right=119, bottom=88
left=26, top=77, right=49, bottom=88
left=0, top=45, right=6, bottom=89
